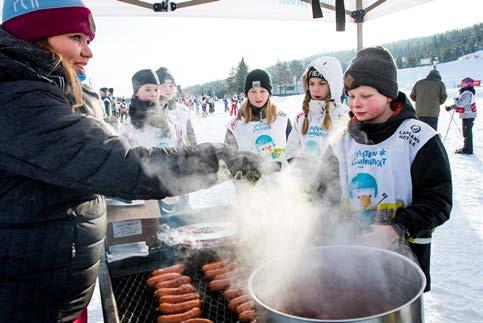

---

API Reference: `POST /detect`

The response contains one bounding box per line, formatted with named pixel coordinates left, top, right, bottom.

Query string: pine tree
left=235, top=57, right=249, bottom=94
left=226, top=66, right=237, bottom=95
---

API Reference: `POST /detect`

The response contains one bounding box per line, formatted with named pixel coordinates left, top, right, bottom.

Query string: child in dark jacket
left=333, top=47, right=452, bottom=292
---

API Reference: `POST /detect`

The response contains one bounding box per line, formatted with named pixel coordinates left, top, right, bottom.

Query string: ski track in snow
left=187, top=89, right=483, bottom=323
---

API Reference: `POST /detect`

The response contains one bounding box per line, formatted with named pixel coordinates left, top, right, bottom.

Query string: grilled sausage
left=152, top=263, right=185, bottom=276
left=239, top=310, right=256, bottom=322
left=159, top=299, right=202, bottom=314
left=208, top=279, right=230, bottom=291
left=228, top=294, right=251, bottom=311
left=223, top=288, right=246, bottom=301
left=236, top=300, right=255, bottom=314
left=155, top=276, right=192, bottom=289
left=180, top=319, right=213, bottom=323
left=147, top=273, right=182, bottom=288
left=155, top=284, right=194, bottom=298
left=158, top=293, right=200, bottom=304
left=213, top=268, right=247, bottom=281
left=201, top=260, right=231, bottom=273
left=157, top=307, right=201, bottom=323
left=204, top=262, right=238, bottom=279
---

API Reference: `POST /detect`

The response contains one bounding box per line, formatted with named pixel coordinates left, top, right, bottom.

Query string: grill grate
left=111, top=268, right=240, bottom=323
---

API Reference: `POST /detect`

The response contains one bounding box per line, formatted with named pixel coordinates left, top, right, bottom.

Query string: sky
left=86, top=0, right=483, bottom=97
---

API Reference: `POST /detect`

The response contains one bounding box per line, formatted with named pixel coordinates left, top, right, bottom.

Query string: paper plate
left=165, top=222, right=237, bottom=249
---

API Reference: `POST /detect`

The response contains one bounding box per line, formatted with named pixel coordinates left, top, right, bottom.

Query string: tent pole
left=356, top=0, right=363, bottom=49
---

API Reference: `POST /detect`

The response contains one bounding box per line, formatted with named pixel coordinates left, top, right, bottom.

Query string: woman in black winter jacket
left=0, top=1, right=262, bottom=322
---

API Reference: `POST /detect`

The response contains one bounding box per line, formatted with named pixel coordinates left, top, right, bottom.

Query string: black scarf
left=249, top=103, right=266, bottom=122
left=128, top=96, right=171, bottom=134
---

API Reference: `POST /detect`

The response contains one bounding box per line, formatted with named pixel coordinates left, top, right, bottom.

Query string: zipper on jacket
left=71, top=242, right=76, bottom=258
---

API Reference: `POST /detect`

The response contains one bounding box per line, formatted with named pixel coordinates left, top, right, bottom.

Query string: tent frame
left=115, top=0, right=390, bottom=49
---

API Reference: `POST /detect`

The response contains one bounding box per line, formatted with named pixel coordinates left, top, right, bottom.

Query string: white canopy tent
left=0, top=0, right=434, bottom=49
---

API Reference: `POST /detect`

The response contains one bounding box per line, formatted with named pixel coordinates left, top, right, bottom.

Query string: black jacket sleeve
left=0, top=85, right=231, bottom=200
left=392, top=135, right=452, bottom=237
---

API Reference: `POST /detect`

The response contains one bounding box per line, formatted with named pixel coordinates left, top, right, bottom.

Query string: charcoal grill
left=98, top=206, right=243, bottom=323
left=110, top=267, right=240, bottom=323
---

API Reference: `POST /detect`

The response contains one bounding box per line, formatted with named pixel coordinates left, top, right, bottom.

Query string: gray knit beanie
left=344, top=46, right=398, bottom=99
left=132, top=69, right=160, bottom=93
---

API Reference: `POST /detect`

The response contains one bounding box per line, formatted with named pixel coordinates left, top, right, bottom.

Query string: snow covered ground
left=89, top=56, right=483, bottom=322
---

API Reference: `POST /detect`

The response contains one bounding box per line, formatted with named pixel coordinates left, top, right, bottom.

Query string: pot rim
left=248, top=244, right=426, bottom=322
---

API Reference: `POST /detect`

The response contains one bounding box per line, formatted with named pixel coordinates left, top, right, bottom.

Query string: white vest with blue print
left=226, top=111, right=288, bottom=161
left=334, top=119, right=436, bottom=232
left=119, top=117, right=178, bottom=149
left=294, top=112, right=330, bottom=159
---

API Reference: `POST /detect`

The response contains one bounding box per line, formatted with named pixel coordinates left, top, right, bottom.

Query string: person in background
left=100, top=87, right=111, bottom=117
left=225, top=69, right=292, bottom=162
left=156, top=67, right=197, bottom=146
left=230, top=95, right=238, bottom=116
left=0, top=1, right=265, bottom=321
left=283, top=56, right=346, bottom=203
left=119, top=69, right=183, bottom=213
left=284, top=56, right=346, bottom=163
left=410, top=70, right=448, bottom=131
left=445, top=77, right=477, bottom=154
left=223, top=96, right=229, bottom=112
left=119, top=69, right=178, bottom=149
left=119, top=98, right=128, bottom=122
left=333, top=47, right=452, bottom=292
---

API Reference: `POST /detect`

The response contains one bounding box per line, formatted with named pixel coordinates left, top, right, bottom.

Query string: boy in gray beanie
left=333, top=46, right=452, bottom=293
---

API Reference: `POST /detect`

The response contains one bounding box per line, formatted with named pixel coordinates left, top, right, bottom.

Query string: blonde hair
left=301, top=90, right=332, bottom=135
left=237, top=97, right=278, bottom=124
left=35, top=40, right=83, bottom=108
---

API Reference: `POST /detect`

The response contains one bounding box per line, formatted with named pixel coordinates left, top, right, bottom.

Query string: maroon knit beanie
left=2, top=1, right=96, bottom=41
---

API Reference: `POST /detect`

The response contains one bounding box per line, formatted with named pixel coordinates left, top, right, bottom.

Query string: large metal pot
left=248, top=245, right=425, bottom=323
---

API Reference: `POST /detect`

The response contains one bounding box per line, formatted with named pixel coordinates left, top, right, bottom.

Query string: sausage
left=213, top=268, right=247, bottom=281
left=180, top=319, right=213, bottom=323
left=157, top=307, right=201, bottom=323
left=237, top=300, right=255, bottom=314
left=152, top=263, right=185, bottom=276
left=239, top=310, right=256, bottom=322
left=204, top=262, right=238, bottom=279
left=228, top=294, right=251, bottom=311
left=147, top=273, right=182, bottom=288
left=223, top=288, right=246, bottom=301
left=158, top=299, right=202, bottom=314
left=208, top=279, right=230, bottom=291
left=201, top=260, right=231, bottom=273
left=155, top=284, right=194, bottom=298
left=158, top=293, right=200, bottom=304
left=155, top=276, right=192, bottom=289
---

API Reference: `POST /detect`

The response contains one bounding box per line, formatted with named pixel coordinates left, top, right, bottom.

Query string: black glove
left=224, top=150, right=263, bottom=183
left=445, top=106, right=451, bottom=112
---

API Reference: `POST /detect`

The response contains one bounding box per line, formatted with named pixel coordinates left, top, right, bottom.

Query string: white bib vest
left=119, top=117, right=178, bottom=149
left=169, top=104, right=190, bottom=145
left=294, top=113, right=330, bottom=159
left=334, top=119, right=435, bottom=225
left=227, top=111, right=288, bottom=160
